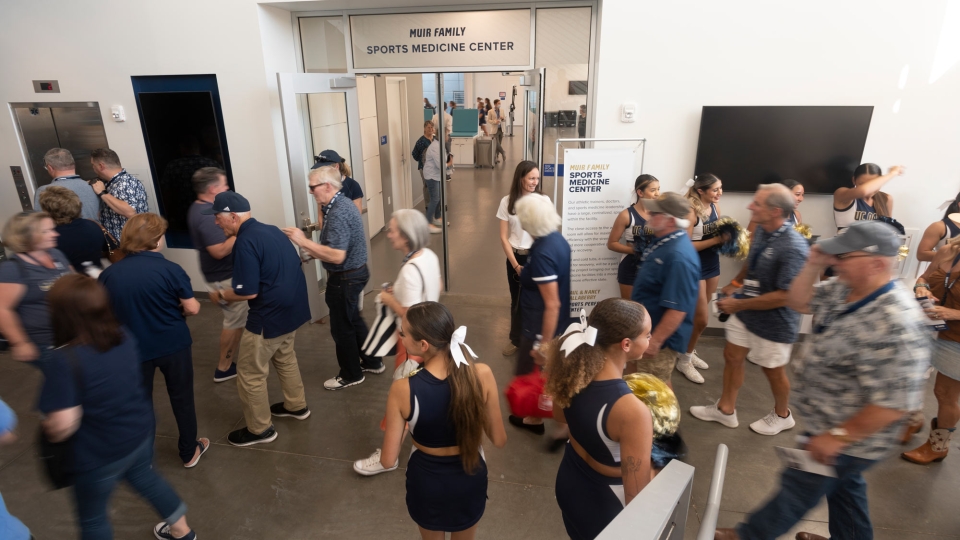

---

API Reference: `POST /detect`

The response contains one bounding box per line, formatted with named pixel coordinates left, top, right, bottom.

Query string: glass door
left=521, top=68, right=546, bottom=167
left=277, top=72, right=364, bottom=320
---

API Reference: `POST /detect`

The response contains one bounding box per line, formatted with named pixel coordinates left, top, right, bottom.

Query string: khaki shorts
left=207, top=278, right=249, bottom=330
left=634, top=348, right=678, bottom=384
left=725, top=314, right=793, bottom=369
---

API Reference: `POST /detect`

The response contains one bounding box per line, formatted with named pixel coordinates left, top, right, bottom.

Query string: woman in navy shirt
left=40, top=274, right=196, bottom=540
left=510, top=193, right=574, bottom=433
left=0, top=211, right=72, bottom=364
left=833, top=163, right=902, bottom=231
left=99, top=213, right=208, bottom=469
left=547, top=298, right=654, bottom=540
left=39, top=186, right=114, bottom=274
left=379, top=302, right=506, bottom=538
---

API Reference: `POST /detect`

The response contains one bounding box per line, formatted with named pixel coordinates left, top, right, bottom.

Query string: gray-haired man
left=33, top=148, right=100, bottom=222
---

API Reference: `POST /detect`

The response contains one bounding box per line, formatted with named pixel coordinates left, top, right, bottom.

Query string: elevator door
left=12, top=102, right=109, bottom=187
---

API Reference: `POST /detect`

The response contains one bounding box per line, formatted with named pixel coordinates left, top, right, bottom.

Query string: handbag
left=88, top=219, right=122, bottom=263
left=37, top=349, right=83, bottom=489
left=505, top=367, right=554, bottom=419
left=362, top=261, right=427, bottom=358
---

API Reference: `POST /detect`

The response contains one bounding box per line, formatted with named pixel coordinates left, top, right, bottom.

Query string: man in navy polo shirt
left=206, top=191, right=312, bottom=447
left=631, top=192, right=701, bottom=385
left=283, top=165, right=380, bottom=390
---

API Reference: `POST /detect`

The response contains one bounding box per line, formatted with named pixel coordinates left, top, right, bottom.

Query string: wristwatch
left=828, top=427, right=852, bottom=443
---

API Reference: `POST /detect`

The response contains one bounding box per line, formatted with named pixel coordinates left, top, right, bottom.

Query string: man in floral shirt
left=716, top=221, right=931, bottom=540
left=90, top=148, right=149, bottom=240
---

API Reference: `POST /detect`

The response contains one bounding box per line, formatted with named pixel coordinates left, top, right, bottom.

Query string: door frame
left=385, top=76, right=413, bottom=211
left=277, top=72, right=365, bottom=321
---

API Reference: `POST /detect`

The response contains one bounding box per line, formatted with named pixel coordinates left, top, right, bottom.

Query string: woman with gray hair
left=354, top=208, right=442, bottom=476
left=0, top=212, right=72, bottom=364
left=508, top=193, right=574, bottom=434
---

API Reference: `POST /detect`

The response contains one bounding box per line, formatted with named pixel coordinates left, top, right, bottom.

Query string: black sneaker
left=270, top=402, right=311, bottom=420
left=360, top=359, right=385, bottom=374
left=154, top=522, right=196, bottom=540
left=214, top=362, right=237, bottom=383
left=228, top=426, right=278, bottom=447
left=508, top=414, right=545, bottom=435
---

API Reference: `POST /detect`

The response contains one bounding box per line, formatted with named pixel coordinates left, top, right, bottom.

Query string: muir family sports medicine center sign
left=349, top=9, right=532, bottom=70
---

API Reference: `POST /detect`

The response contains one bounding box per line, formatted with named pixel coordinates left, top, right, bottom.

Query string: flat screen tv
left=692, top=106, right=873, bottom=194
left=568, top=81, right=588, bottom=95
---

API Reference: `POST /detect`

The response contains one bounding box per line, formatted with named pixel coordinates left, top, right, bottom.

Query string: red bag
left=505, top=367, right=554, bottom=418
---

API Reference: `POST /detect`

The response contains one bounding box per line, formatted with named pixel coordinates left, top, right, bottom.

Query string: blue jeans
left=425, top=179, right=441, bottom=222
left=141, top=347, right=199, bottom=464
left=73, top=436, right=185, bottom=540
left=737, top=453, right=877, bottom=540
left=325, top=265, right=376, bottom=381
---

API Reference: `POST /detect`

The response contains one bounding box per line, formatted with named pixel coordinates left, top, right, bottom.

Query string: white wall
left=0, top=0, right=300, bottom=286
left=593, top=0, right=960, bottom=325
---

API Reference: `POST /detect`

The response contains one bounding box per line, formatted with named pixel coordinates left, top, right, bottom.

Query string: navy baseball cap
left=201, top=191, right=251, bottom=214
left=817, top=220, right=901, bottom=257
left=311, top=149, right=342, bottom=169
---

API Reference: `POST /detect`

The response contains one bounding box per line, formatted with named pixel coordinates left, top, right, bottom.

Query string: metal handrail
left=697, top=444, right=730, bottom=540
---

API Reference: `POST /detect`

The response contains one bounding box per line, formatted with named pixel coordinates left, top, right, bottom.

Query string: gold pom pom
left=793, top=223, right=812, bottom=240
left=897, top=244, right=910, bottom=262
left=623, top=373, right=681, bottom=437
left=735, top=227, right=751, bottom=260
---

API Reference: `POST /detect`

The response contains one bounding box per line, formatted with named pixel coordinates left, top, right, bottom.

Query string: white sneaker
left=354, top=448, right=399, bottom=476
left=676, top=359, right=705, bottom=384
left=689, top=401, right=739, bottom=428
left=429, top=224, right=442, bottom=234
left=323, top=375, right=365, bottom=390
left=691, top=350, right=709, bottom=370
left=749, top=409, right=796, bottom=436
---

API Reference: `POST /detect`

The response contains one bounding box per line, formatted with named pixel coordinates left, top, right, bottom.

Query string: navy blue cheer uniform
left=691, top=203, right=720, bottom=279
left=616, top=206, right=654, bottom=286
left=784, top=211, right=799, bottom=227
left=834, top=198, right=879, bottom=231
left=405, top=369, right=488, bottom=532
left=556, top=379, right=633, bottom=540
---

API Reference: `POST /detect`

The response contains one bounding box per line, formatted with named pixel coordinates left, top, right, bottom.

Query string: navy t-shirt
left=519, top=231, right=574, bottom=340
left=735, top=226, right=809, bottom=343
left=98, top=252, right=194, bottom=361
left=632, top=232, right=701, bottom=353
left=55, top=219, right=108, bottom=270
left=341, top=176, right=364, bottom=201
left=187, top=201, right=234, bottom=282
left=0, top=250, right=72, bottom=348
left=37, top=333, right=154, bottom=473
left=320, top=194, right=367, bottom=272
left=232, top=218, right=311, bottom=338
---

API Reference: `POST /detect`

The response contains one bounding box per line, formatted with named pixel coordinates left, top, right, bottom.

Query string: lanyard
left=747, top=223, right=790, bottom=276
left=319, top=192, right=342, bottom=241
left=402, top=250, right=418, bottom=264
left=640, top=230, right=684, bottom=263
left=943, top=252, right=960, bottom=295
left=813, top=281, right=896, bottom=334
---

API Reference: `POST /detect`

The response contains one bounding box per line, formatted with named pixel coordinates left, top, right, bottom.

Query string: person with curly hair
left=547, top=298, right=654, bottom=540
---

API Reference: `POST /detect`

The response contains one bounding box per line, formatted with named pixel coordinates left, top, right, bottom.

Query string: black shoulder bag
left=37, top=349, right=83, bottom=489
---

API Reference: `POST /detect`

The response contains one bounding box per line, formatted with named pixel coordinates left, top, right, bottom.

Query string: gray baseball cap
left=641, top=192, right=691, bottom=220
left=817, top=220, right=901, bottom=257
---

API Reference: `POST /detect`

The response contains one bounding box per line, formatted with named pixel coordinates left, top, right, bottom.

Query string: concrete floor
left=2, top=134, right=959, bottom=539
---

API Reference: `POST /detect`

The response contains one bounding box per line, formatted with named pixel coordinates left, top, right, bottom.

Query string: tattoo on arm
left=625, top=456, right=644, bottom=487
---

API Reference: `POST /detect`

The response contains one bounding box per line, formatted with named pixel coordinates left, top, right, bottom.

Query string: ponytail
left=406, top=302, right=487, bottom=474
left=685, top=174, right=720, bottom=220
left=339, top=159, right=353, bottom=178
left=943, top=192, right=960, bottom=220
left=634, top=174, right=659, bottom=204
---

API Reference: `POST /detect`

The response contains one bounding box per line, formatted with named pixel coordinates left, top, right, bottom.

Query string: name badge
left=743, top=279, right=761, bottom=298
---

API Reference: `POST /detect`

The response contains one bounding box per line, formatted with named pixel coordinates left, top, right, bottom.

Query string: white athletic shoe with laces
left=354, top=448, right=399, bottom=476
left=676, top=358, right=705, bottom=384
left=749, top=409, right=796, bottom=436
left=689, top=401, right=739, bottom=428
left=690, top=350, right=709, bottom=370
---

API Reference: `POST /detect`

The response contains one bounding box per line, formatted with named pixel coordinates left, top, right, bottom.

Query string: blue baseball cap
left=201, top=191, right=251, bottom=214
left=311, top=149, right=342, bottom=169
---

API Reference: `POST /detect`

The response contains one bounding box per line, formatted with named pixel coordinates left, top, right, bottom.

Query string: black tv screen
left=693, top=106, right=873, bottom=194
left=568, top=81, right=588, bottom=95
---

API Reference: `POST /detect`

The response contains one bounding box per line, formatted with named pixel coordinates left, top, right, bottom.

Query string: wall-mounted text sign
left=349, top=9, right=532, bottom=70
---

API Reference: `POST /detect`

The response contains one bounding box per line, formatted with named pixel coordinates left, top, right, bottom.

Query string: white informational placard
left=562, top=148, right=637, bottom=315
left=349, top=10, right=532, bottom=70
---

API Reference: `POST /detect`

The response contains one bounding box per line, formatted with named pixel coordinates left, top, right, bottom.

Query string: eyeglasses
left=308, top=183, right=323, bottom=193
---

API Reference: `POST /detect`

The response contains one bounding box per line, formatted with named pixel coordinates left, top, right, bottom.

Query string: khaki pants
left=634, top=348, right=678, bottom=385
left=236, top=330, right=306, bottom=434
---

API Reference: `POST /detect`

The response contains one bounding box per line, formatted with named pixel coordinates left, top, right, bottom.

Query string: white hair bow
left=685, top=178, right=696, bottom=188
left=560, top=310, right=598, bottom=356
left=450, top=326, right=478, bottom=368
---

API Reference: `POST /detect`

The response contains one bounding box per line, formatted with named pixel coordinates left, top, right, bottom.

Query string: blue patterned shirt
left=102, top=169, right=149, bottom=240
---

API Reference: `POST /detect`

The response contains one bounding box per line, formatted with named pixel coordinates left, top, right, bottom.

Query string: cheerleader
left=548, top=298, right=654, bottom=540
left=606, top=174, right=660, bottom=299
left=780, top=179, right=804, bottom=225
left=680, top=174, right=726, bottom=383
left=917, top=192, right=960, bottom=262
left=833, top=163, right=903, bottom=230
left=380, top=302, right=507, bottom=539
